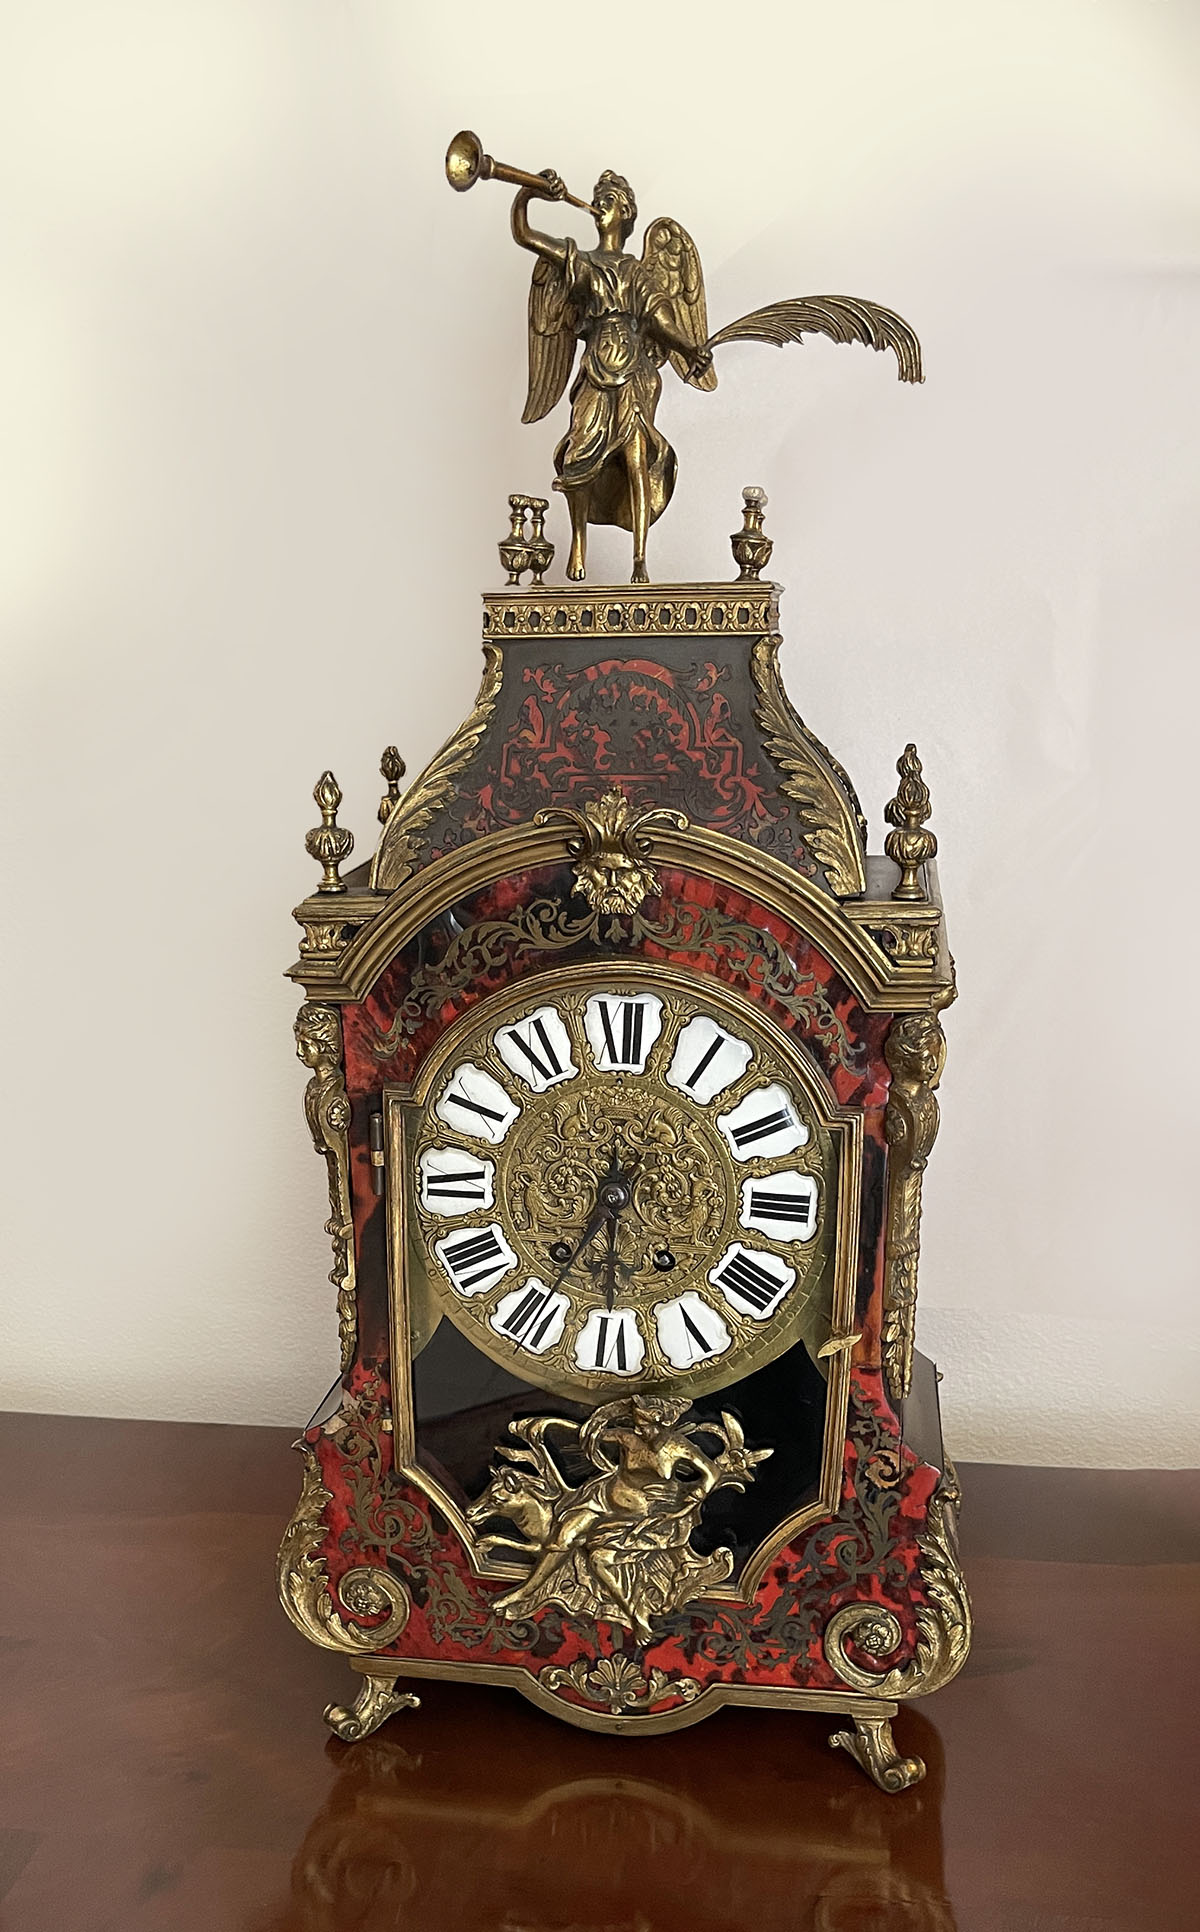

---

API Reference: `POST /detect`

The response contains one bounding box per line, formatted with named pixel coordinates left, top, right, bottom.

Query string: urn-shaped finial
left=377, top=746, right=406, bottom=825
left=884, top=744, right=937, bottom=901
left=499, top=493, right=554, bottom=586
left=731, top=486, right=773, bottom=581
left=305, top=771, right=354, bottom=893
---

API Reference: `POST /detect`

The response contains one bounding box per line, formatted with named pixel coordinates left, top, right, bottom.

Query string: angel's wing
left=523, top=254, right=579, bottom=425
left=706, top=295, right=923, bottom=384
left=637, top=217, right=719, bottom=390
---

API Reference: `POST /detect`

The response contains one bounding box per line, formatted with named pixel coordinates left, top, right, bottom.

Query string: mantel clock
left=277, top=132, right=970, bottom=1792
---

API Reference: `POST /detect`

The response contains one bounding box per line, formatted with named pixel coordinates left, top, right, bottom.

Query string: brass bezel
left=385, top=960, right=862, bottom=1604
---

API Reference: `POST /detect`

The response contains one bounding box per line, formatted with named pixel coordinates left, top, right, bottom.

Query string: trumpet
left=445, top=129, right=597, bottom=216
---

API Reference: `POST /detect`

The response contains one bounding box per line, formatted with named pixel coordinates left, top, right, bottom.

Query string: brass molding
left=881, top=977, right=955, bottom=1401
left=371, top=643, right=505, bottom=892
left=291, top=889, right=386, bottom=980
left=750, top=634, right=867, bottom=898
left=481, top=582, right=778, bottom=641
left=290, top=817, right=943, bottom=1012
left=277, top=1441, right=413, bottom=1655
left=294, top=1002, right=357, bottom=1373
left=822, top=1464, right=971, bottom=1702
left=343, top=1651, right=898, bottom=1740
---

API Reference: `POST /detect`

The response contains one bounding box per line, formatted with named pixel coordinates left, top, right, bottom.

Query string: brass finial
left=377, top=746, right=406, bottom=825
left=499, top=493, right=554, bottom=586
left=731, top=486, right=773, bottom=581
left=884, top=745, right=937, bottom=901
left=306, top=771, right=354, bottom=893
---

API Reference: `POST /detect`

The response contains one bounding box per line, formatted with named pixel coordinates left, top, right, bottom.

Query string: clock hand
left=548, top=1195, right=610, bottom=1292
left=602, top=1209, right=620, bottom=1313
left=548, top=1149, right=641, bottom=1294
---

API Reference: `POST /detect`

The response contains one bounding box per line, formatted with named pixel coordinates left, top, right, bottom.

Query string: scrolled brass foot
left=829, top=1715, right=925, bottom=1793
left=324, top=1669, right=420, bottom=1743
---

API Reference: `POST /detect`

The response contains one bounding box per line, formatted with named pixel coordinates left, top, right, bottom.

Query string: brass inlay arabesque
left=387, top=961, right=862, bottom=1604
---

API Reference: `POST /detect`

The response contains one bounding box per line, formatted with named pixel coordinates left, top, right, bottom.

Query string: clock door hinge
left=369, top=1112, right=386, bottom=1196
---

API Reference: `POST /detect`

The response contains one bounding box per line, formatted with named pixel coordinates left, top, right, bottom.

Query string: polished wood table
left=1, top=1414, right=1195, bottom=1930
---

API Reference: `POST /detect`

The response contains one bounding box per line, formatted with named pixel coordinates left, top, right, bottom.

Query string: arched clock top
left=289, top=814, right=948, bottom=1016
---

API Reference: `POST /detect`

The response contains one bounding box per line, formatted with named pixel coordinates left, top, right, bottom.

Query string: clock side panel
left=288, top=863, right=960, bottom=1712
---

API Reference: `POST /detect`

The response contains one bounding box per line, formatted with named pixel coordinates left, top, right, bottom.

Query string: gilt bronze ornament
left=447, top=130, right=921, bottom=583
left=277, top=133, right=967, bottom=1791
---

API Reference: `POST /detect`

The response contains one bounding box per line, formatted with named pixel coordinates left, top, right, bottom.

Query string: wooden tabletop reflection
left=1, top=1414, right=1195, bottom=1931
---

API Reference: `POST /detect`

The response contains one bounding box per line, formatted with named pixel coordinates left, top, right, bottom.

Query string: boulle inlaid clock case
left=277, top=136, right=970, bottom=1794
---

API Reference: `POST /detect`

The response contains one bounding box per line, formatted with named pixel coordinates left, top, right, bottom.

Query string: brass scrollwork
left=881, top=977, right=955, bottom=1400
left=828, top=1715, right=926, bottom=1793
left=295, top=1002, right=357, bottom=1374
left=276, top=1443, right=413, bottom=1655
left=542, top=1653, right=701, bottom=1715
left=326, top=1668, right=420, bottom=1743
left=371, top=644, right=504, bottom=890
left=750, top=634, right=867, bottom=897
left=822, top=1466, right=971, bottom=1701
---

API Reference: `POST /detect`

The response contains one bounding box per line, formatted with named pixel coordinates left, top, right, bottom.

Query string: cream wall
left=3, top=1, right=1198, bottom=1464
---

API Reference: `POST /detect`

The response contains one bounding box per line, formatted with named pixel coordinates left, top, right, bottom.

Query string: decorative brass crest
left=881, top=976, right=955, bottom=1400
left=294, top=1002, right=357, bottom=1373
left=467, top=1398, right=771, bottom=1644
left=535, top=787, right=687, bottom=914
left=823, top=1464, right=971, bottom=1703
left=371, top=644, right=504, bottom=891
left=542, top=1653, right=702, bottom=1715
left=749, top=635, right=867, bottom=897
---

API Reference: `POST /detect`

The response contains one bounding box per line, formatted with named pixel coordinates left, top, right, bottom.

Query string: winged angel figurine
left=507, top=162, right=923, bottom=582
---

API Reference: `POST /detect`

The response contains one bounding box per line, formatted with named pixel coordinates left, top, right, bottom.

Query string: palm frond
left=707, top=296, right=923, bottom=383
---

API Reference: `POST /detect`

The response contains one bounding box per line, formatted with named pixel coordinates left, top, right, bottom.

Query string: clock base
left=323, top=1654, right=924, bottom=1791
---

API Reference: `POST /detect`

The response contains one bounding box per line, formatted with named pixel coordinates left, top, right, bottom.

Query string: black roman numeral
left=730, top=1106, right=793, bottom=1150
left=499, top=1285, right=560, bottom=1350
left=684, top=1033, right=725, bottom=1089
left=716, top=1251, right=786, bottom=1313
left=592, top=1314, right=629, bottom=1371
left=504, top=1018, right=563, bottom=1083
left=424, top=1167, right=488, bottom=1200
left=596, top=999, right=645, bottom=1069
left=444, top=1087, right=506, bottom=1126
left=748, top=1188, right=815, bottom=1228
left=440, top=1227, right=508, bottom=1290
left=678, top=1304, right=719, bottom=1361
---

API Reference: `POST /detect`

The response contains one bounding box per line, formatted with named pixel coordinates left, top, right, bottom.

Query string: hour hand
left=548, top=1198, right=609, bottom=1291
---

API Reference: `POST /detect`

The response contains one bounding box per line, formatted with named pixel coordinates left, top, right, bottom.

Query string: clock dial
left=411, top=975, right=837, bottom=1401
